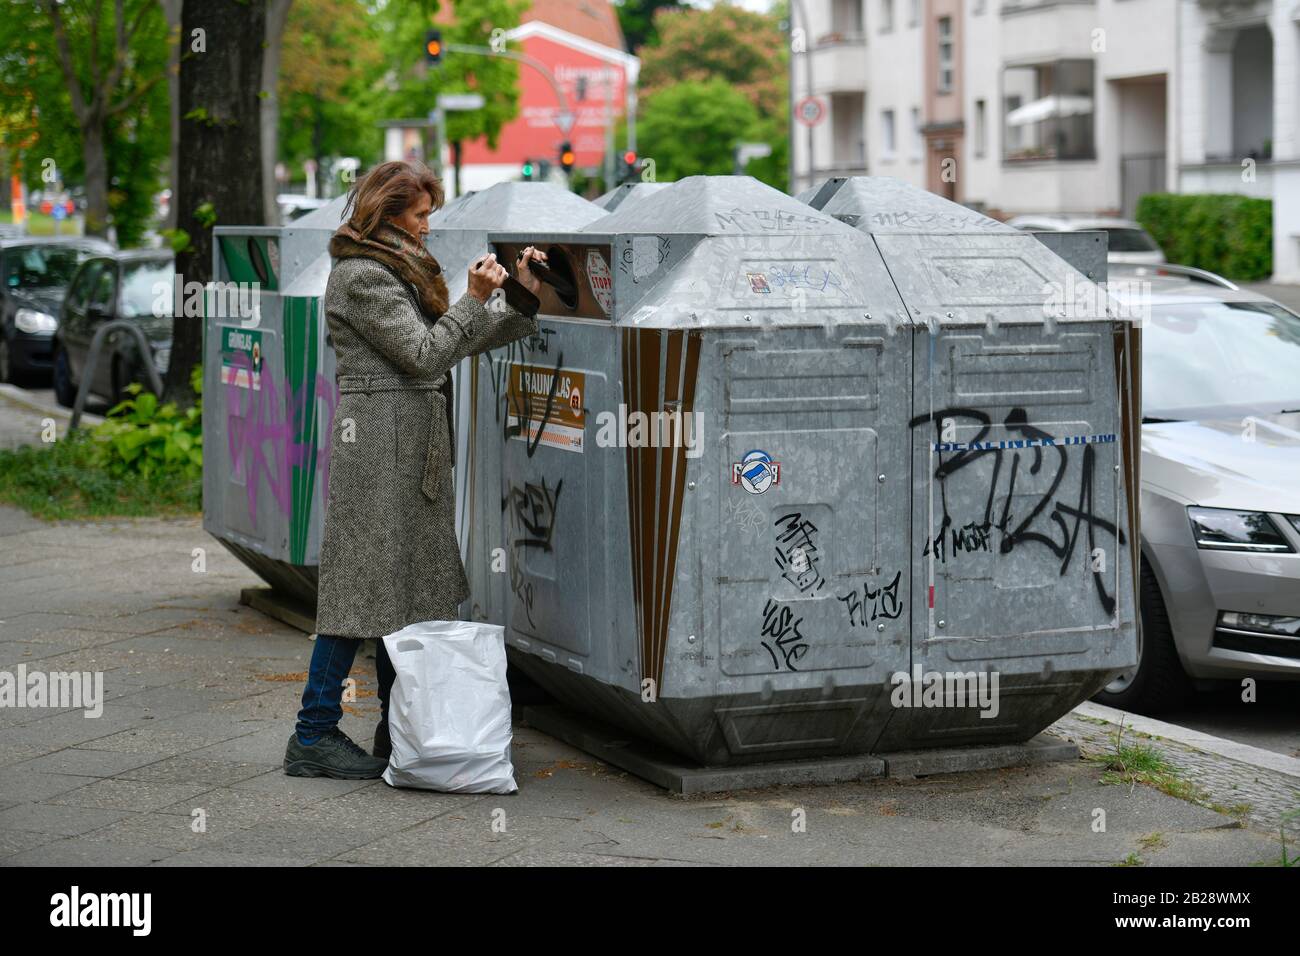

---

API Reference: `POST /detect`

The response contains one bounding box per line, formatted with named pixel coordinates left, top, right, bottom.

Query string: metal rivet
left=876, top=623, right=885, bottom=632
left=687, top=634, right=697, bottom=644
left=937, top=619, right=946, bottom=629
left=1113, top=465, right=1120, bottom=472
left=946, top=312, right=953, bottom=318
left=877, top=474, right=886, bottom=482
left=688, top=481, right=696, bottom=490
left=744, top=314, right=751, bottom=321
left=864, top=312, right=872, bottom=320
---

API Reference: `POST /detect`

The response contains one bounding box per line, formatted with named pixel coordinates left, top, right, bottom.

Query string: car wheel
left=1093, top=559, right=1191, bottom=713
left=52, top=345, right=77, bottom=408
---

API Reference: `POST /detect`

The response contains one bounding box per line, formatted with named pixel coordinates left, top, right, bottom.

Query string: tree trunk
left=169, top=0, right=268, bottom=408
left=261, top=0, right=293, bottom=223
left=162, top=0, right=182, bottom=232
left=80, top=115, right=109, bottom=237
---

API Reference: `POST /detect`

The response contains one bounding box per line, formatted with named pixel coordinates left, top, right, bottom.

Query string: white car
left=1008, top=214, right=1166, bottom=265
left=1094, top=264, right=1300, bottom=711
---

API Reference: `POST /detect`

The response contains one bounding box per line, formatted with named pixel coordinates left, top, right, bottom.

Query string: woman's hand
left=468, top=253, right=508, bottom=304
left=516, top=246, right=548, bottom=296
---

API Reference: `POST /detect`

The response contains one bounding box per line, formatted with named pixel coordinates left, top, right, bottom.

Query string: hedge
left=1135, top=193, right=1272, bottom=281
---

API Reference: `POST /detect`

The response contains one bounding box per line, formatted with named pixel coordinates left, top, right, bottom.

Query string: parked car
left=1008, top=214, right=1166, bottom=265
left=52, top=250, right=174, bottom=408
left=0, top=236, right=114, bottom=383
left=1094, top=264, right=1300, bottom=711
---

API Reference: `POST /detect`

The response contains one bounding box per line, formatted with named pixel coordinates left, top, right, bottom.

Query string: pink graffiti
left=223, top=350, right=339, bottom=524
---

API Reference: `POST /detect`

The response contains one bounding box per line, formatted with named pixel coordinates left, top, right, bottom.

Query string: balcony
left=809, top=34, right=868, bottom=95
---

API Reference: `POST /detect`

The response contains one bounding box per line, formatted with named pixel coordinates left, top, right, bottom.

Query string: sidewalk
left=0, top=384, right=103, bottom=452
left=0, top=507, right=1293, bottom=867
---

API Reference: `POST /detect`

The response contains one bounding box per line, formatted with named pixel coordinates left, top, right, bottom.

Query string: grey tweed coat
left=315, top=257, right=537, bottom=639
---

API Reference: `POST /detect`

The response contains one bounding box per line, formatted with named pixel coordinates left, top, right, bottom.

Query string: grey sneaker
left=284, top=728, right=388, bottom=779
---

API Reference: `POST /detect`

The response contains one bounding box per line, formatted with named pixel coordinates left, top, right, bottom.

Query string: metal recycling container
left=593, top=181, right=668, bottom=213
left=203, top=196, right=350, bottom=604
left=458, top=174, right=1138, bottom=764
left=203, top=183, right=607, bottom=608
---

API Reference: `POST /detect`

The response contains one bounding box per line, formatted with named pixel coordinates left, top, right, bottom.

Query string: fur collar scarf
left=328, top=219, right=450, bottom=318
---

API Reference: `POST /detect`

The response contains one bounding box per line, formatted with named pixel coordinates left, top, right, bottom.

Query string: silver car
left=1095, top=265, right=1300, bottom=711
left=1008, top=214, right=1167, bottom=265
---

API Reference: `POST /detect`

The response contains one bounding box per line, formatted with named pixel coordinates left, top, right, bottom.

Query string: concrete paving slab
left=47, top=777, right=212, bottom=813
left=15, top=747, right=160, bottom=778
left=1, top=836, right=176, bottom=867
left=0, top=801, right=132, bottom=836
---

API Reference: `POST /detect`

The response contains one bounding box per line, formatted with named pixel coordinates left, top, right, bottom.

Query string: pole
left=791, top=0, right=815, bottom=193
left=452, top=141, right=462, bottom=198
left=604, top=69, right=615, bottom=190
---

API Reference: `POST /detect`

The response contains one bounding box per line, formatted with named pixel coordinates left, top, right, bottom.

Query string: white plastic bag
left=381, top=620, right=518, bottom=794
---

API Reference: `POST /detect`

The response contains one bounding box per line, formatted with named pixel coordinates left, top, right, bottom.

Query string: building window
left=937, top=17, right=954, bottom=94
left=882, top=109, right=897, bottom=158
left=974, top=98, right=987, bottom=157
left=1002, top=59, right=1096, bottom=161
left=910, top=107, right=922, bottom=159
left=880, top=0, right=894, bottom=33
left=909, top=0, right=919, bottom=27
left=831, top=0, right=865, bottom=37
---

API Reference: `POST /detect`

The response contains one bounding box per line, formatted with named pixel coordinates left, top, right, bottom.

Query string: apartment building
left=790, top=0, right=1300, bottom=281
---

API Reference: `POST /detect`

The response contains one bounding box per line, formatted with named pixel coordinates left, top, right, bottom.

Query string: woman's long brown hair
left=340, top=160, right=445, bottom=237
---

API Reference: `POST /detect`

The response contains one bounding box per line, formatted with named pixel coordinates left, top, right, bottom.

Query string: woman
left=284, top=160, right=546, bottom=779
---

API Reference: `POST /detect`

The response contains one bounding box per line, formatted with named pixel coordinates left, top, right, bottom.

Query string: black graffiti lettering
left=760, top=599, right=809, bottom=672
left=502, top=477, right=563, bottom=554
left=837, top=570, right=904, bottom=626
left=909, top=406, right=1125, bottom=615
left=773, top=511, right=826, bottom=595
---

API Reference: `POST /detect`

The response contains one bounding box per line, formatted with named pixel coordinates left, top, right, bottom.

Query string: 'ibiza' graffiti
left=223, top=350, right=338, bottom=524
left=909, top=406, right=1126, bottom=616
left=838, top=570, right=904, bottom=626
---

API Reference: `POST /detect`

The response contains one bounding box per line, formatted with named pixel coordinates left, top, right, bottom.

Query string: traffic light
left=622, top=150, right=638, bottom=182
left=424, top=29, right=443, bottom=66
left=521, top=159, right=535, bottom=181
left=558, top=141, right=575, bottom=174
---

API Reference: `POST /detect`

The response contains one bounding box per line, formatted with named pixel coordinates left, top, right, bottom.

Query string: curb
left=1072, top=701, right=1300, bottom=781
left=0, top=383, right=103, bottom=426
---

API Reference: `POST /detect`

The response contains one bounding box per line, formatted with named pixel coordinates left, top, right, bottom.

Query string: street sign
left=555, top=110, right=575, bottom=134
left=437, top=93, right=485, bottom=111
left=796, top=96, right=826, bottom=127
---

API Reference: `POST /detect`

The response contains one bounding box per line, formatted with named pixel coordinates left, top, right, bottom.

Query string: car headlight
left=14, top=308, right=57, bottom=334
left=1187, top=507, right=1294, bottom=552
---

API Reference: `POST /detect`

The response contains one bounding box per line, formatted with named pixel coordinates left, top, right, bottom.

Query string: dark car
left=0, top=236, right=114, bottom=383
left=52, top=250, right=174, bottom=408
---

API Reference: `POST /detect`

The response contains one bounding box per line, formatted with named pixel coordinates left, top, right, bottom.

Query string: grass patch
left=0, top=429, right=200, bottom=520
left=1115, top=852, right=1143, bottom=867
left=1138, top=832, right=1167, bottom=851
left=1088, top=720, right=1208, bottom=804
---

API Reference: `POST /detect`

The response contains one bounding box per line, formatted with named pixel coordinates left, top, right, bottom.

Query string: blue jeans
left=295, top=635, right=396, bottom=745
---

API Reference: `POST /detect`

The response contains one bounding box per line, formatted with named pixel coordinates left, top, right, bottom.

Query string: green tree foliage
left=369, top=0, right=528, bottom=155
left=613, top=0, right=685, bottom=52
left=634, top=2, right=788, bottom=187
left=639, top=3, right=788, bottom=120
left=278, top=0, right=387, bottom=188
left=636, top=78, right=761, bottom=181
left=0, top=0, right=170, bottom=245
